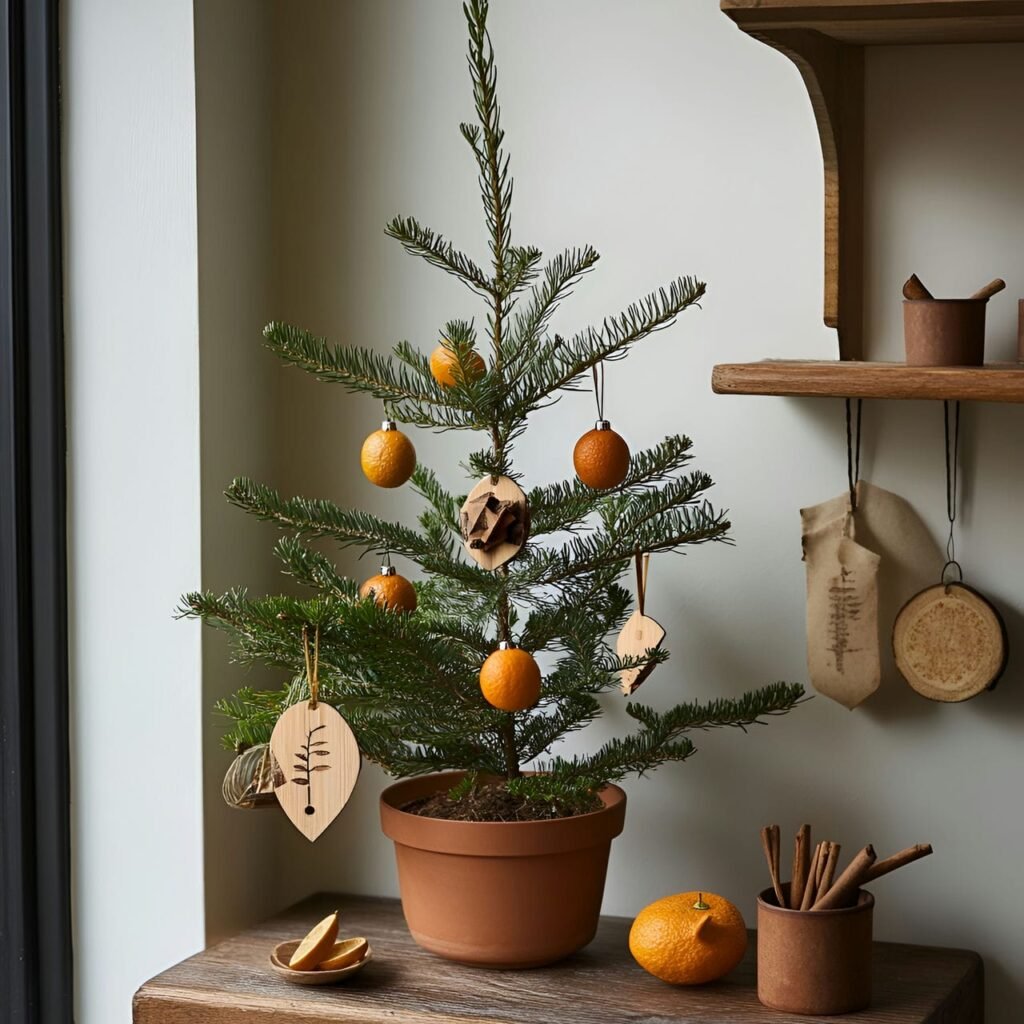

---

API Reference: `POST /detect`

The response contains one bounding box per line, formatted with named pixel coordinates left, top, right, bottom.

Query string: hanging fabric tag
left=801, top=484, right=881, bottom=709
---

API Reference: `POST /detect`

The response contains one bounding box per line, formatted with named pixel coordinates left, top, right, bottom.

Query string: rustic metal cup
left=903, top=298, right=987, bottom=366
left=757, top=885, right=874, bottom=1015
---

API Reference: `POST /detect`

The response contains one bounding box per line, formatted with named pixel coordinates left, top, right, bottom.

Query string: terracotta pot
left=757, top=885, right=874, bottom=1015
left=903, top=298, right=987, bottom=366
left=379, top=772, right=626, bottom=968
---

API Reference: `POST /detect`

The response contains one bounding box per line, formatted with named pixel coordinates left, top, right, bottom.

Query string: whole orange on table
left=629, top=891, right=747, bottom=985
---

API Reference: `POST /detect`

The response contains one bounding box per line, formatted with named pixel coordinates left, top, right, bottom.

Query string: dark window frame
left=1, top=1, right=73, bottom=1022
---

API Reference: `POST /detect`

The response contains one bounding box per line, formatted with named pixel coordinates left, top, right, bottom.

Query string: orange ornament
left=360, top=420, right=416, bottom=488
left=429, top=341, right=486, bottom=388
left=573, top=420, right=630, bottom=489
left=479, top=643, right=541, bottom=712
left=359, top=565, right=417, bottom=613
left=629, top=891, right=747, bottom=985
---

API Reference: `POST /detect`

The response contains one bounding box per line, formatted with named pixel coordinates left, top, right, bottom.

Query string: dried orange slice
left=317, top=937, right=368, bottom=971
left=288, top=910, right=340, bottom=971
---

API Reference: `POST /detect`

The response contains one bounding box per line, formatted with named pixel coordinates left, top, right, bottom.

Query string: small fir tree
left=181, top=0, right=803, bottom=816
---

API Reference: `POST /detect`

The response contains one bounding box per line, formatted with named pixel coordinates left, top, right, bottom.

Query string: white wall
left=64, top=0, right=205, bottom=1021
left=253, top=2, right=1024, bottom=1018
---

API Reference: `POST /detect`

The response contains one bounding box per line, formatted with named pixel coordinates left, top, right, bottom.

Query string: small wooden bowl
left=269, top=940, right=372, bottom=986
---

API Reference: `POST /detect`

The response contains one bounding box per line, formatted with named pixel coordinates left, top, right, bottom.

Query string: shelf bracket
left=752, top=29, right=864, bottom=361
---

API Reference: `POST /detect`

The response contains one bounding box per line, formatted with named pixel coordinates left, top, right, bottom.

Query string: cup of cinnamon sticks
left=756, top=824, right=933, bottom=1015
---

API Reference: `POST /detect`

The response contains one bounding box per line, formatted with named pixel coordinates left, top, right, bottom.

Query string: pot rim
left=757, top=886, right=874, bottom=917
left=379, top=771, right=626, bottom=855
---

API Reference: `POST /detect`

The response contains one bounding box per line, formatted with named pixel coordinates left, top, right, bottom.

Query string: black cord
left=845, top=398, right=863, bottom=512
left=591, top=362, right=605, bottom=421
left=942, top=400, right=962, bottom=583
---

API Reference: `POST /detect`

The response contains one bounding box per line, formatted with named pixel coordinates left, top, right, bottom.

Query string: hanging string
left=845, top=398, right=863, bottom=513
left=591, top=362, right=606, bottom=421
left=634, top=550, right=650, bottom=617
left=382, top=546, right=392, bottom=569
left=302, top=624, right=320, bottom=709
left=942, top=400, right=962, bottom=584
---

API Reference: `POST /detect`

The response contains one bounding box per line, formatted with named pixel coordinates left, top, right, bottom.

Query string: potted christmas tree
left=183, top=0, right=803, bottom=970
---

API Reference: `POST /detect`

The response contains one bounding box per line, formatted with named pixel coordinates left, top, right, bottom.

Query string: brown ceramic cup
left=903, top=298, right=987, bottom=366
left=757, top=885, right=874, bottom=1015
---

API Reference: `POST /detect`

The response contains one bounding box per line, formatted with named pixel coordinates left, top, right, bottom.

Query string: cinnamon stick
left=800, top=842, right=825, bottom=911
left=790, top=824, right=810, bottom=912
left=819, top=841, right=841, bottom=895
left=761, top=825, right=785, bottom=908
left=812, top=844, right=876, bottom=910
left=863, top=843, right=932, bottom=883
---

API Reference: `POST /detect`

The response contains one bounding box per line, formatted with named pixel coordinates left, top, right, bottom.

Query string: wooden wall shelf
left=713, top=360, right=1024, bottom=402
left=719, top=0, right=1024, bottom=365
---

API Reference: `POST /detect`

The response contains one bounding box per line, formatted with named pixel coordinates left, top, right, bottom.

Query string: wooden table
left=134, top=893, right=983, bottom=1024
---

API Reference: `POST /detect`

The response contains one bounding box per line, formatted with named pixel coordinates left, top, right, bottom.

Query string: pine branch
left=273, top=536, right=357, bottom=598
left=509, top=276, right=706, bottom=412
left=385, top=215, right=493, bottom=295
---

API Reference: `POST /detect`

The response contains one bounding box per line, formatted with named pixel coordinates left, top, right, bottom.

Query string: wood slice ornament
left=617, top=553, right=666, bottom=696
left=459, top=474, right=529, bottom=570
left=270, top=627, right=361, bottom=841
left=893, top=580, right=1006, bottom=702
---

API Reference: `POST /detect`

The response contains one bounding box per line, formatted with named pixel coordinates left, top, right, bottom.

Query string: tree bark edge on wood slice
left=892, top=582, right=1007, bottom=702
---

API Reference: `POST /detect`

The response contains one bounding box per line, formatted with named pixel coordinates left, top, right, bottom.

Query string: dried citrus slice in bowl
left=287, top=910, right=340, bottom=971
left=318, top=937, right=368, bottom=970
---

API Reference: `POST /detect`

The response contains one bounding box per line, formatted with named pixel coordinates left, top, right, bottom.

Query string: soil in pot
left=403, top=782, right=602, bottom=822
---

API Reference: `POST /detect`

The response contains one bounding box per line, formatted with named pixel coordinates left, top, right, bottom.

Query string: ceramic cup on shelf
left=903, top=298, right=987, bottom=366
left=756, top=884, right=874, bottom=1016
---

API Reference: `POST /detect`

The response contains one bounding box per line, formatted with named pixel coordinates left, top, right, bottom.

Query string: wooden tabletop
left=134, top=893, right=983, bottom=1024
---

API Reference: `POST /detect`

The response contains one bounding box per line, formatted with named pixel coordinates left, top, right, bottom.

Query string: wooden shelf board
left=712, top=360, right=1024, bottom=401
left=722, top=1, right=1024, bottom=46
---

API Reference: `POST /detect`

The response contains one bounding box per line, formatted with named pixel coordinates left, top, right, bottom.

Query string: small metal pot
left=757, top=885, right=874, bottom=1015
left=903, top=299, right=987, bottom=366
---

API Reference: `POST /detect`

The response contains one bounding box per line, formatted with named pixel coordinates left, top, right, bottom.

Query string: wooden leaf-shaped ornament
left=617, top=610, right=666, bottom=695
left=270, top=701, right=361, bottom=842
left=617, top=553, right=666, bottom=696
left=459, top=475, right=529, bottom=570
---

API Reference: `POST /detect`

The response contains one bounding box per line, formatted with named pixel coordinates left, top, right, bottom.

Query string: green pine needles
left=180, top=0, right=804, bottom=807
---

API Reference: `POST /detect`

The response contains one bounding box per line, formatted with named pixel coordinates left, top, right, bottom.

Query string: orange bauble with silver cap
left=359, top=562, right=417, bottom=613
left=360, top=419, right=416, bottom=488
left=479, top=641, right=541, bottom=712
left=573, top=362, right=630, bottom=490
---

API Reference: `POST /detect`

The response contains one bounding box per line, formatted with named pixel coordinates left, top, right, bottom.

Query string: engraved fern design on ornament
left=828, top=566, right=862, bottom=673
left=292, top=723, right=331, bottom=816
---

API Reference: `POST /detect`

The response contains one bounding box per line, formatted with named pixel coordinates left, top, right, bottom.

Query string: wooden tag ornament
left=270, top=627, right=361, bottom=841
left=893, top=580, right=1006, bottom=702
left=459, top=474, right=529, bottom=570
left=617, top=553, right=666, bottom=696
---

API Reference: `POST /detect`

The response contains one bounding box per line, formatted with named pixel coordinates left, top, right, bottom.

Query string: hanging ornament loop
left=845, top=397, right=863, bottom=514
left=634, top=550, right=650, bottom=617
left=591, top=362, right=606, bottom=422
left=942, top=399, right=962, bottom=587
left=302, top=624, right=320, bottom=710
